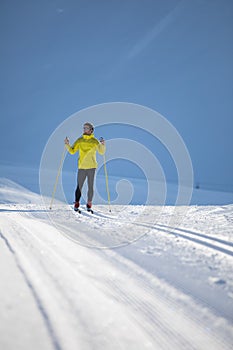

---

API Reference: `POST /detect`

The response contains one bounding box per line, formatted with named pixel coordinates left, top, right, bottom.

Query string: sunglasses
left=83, top=126, right=91, bottom=130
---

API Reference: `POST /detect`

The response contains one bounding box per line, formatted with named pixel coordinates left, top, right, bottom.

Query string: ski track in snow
left=81, top=206, right=233, bottom=255
left=1, top=208, right=233, bottom=350
left=0, top=182, right=233, bottom=349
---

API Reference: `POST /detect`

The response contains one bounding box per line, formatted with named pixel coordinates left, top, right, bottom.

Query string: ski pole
left=101, top=138, right=111, bottom=212
left=103, top=153, right=111, bottom=212
left=49, top=145, right=67, bottom=210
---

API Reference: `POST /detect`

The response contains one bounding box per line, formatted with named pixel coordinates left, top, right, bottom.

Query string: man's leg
left=75, top=169, right=87, bottom=203
left=86, top=168, right=96, bottom=206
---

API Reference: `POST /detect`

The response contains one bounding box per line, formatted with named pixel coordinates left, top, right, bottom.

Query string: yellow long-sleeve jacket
left=65, top=134, right=106, bottom=169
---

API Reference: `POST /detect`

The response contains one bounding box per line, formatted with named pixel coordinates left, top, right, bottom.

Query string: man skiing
left=64, top=122, right=106, bottom=212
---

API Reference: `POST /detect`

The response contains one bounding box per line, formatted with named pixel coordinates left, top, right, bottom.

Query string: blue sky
left=0, top=0, right=233, bottom=193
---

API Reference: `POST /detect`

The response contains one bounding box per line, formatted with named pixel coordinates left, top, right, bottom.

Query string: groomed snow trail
left=0, top=181, right=233, bottom=349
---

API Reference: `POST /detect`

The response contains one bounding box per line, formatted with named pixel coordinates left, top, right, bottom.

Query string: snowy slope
left=0, top=179, right=233, bottom=350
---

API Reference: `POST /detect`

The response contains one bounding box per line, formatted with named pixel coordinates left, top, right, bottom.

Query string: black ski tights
left=75, top=168, right=96, bottom=202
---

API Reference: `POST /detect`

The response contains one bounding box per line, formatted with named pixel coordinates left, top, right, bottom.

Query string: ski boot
left=86, top=201, right=93, bottom=214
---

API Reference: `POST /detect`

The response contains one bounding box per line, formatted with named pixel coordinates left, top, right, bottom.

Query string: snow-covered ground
left=0, top=178, right=233, bottom=350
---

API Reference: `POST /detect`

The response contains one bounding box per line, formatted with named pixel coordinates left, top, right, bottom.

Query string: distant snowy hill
left=1, top=163, right=233, bottom=205
left=0, top=178, right=233, bottom=350
left=0, top=178, right=39, bottom=204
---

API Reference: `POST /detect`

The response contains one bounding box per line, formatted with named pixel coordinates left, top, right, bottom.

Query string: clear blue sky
left=1, top=0, right=233, bottom=192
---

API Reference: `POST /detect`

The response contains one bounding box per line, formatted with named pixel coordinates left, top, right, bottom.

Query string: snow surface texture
left=0, top=178, right=233, bottom=350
